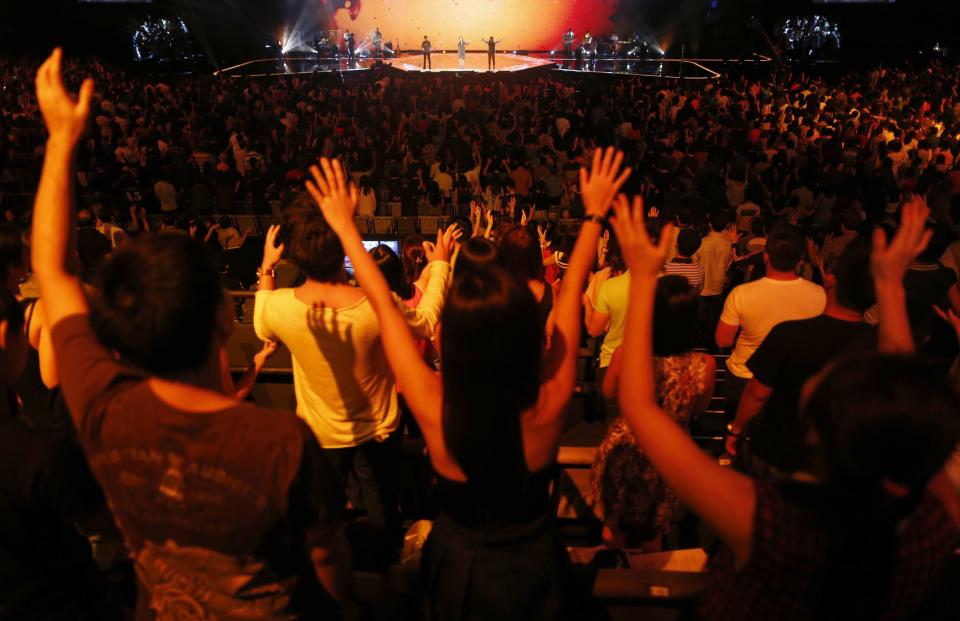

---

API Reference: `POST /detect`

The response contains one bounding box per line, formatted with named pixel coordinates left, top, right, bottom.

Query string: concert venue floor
left=215, top=52, right=728, bottom=80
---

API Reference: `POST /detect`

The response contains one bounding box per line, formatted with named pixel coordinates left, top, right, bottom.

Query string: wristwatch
left=585, top=214, right=606, bottom=225
left=257, top=267, right=276, bottom=279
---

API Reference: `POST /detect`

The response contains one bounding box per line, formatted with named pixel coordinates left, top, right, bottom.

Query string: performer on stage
left=485, top=36, right=502, bottom=71
left=457, top=36, right=470, bottom=70
left=372, top=27, right=383, bottom=59
left=422, top=35, right=432, bottom=70
left=343, top=29, right=356, bottom=64
left=581, top=31, right=595, bottom=69
left=562, top=27, right=575, bottom=61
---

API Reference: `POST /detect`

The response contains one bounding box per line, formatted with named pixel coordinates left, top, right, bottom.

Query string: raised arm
left=305, top=158, right=453, bottom=438
left=612, top=193, right=756, bottom=566
left=871, top=195, right=932, bottom=354
left=538, top=148, right=630, bottom=418
left=32, top=48, right=94, bottom=328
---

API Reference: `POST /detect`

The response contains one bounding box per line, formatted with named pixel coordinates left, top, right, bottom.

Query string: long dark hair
left=801, top=355, right=960, bottom=619
left=652, top=276, right=699, bottom=357
left=497, top=225, right=545, bottom=283
left=440, top=266, right=543, bottom=492
left=453, top=237, right=498, bottom=278
left=370, top=244, right=413, bottom=300
left=401, top=235, right=427, bottom=285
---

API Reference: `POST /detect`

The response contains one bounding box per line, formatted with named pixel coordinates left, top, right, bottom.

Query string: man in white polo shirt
left=715, top=222, right=826, bottom=418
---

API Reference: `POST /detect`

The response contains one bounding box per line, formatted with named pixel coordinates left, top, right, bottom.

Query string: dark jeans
left=322, top=430, right=402, bottom=532
left=723, top=372, right=748, bottom=420
left=699, top=294, right=724, bottom=352
left=422, top=52, right=431, bottom=69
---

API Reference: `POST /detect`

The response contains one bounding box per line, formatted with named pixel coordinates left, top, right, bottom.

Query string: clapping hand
left=305, top=157, right=359, bottom=237
left=580, top=147, right=632, bottom=218
left=35, top=48, right=94, bottom=146
left=871, top=194, right=931, bottom=286
left=423, top=224, right=462, bottom=263
left=609, top=194, right=673, bottom=279
left=262, top=224, right=285, bottom=269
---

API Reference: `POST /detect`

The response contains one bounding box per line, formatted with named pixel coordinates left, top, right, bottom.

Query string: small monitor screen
left=345, top=240, right=400, bottom=275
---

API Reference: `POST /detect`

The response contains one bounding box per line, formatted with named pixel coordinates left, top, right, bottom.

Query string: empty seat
left=372, top=216, right=395, bottom=235
left=396, top=217, right=417, bottom=237
left=418, top=216, right=440, bottom=234
left=353, top=216, right=372, bottom=234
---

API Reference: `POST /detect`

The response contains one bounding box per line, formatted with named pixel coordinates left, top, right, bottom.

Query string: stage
left=214, top=52, right=726, bottom=80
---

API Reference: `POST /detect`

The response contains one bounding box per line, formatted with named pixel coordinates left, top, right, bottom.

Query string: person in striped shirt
left=663, top=228, right=705, bottom=293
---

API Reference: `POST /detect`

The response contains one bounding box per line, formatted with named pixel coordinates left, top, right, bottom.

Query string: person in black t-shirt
left=31, top=50, right=355, bottom=621
left=726, top=239, right=877, bottom=477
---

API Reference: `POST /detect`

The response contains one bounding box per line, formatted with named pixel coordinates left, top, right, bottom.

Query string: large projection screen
left=319, top=0, right=621, bottom=51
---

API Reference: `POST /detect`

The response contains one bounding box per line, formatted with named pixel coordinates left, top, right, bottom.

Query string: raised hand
left=35, top=48, right=94, bottom=146
left=537, top=224, right=548, bottom=248
left=305, top=157, right=360, bottom=237
left=609, top=194, right=673, bottom=279
left=520, top=208, right=529, bottom=227
left=262, top=224, right=285, bottom=269
left=507, top=195, right=518, bottom=216
left=423, top=224, right=461, bottom=263
left=579, top=147, right=632, bottom=218
left=647, top=206, right=660, bottom=220
left=871, top=195, right=931, bottom=286
left=253, top=340, right=280, bottom=366
left=933, top=305, right=960, bottom=342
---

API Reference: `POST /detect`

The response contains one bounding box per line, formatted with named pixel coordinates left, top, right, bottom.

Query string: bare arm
left=31, top=49, right=94, bottom=329
left=715, top=320, right=739, bottom=349
left=308, top=525, right=356, bottom=613
left=726, top=378, right=772, bottom=456
left=872, top=196, right=932, bottom=354
left=538, top=148, right=631, bottom=421
left=612, top=194, right=756, bottom=566
left=305, top=158, right=453, bottom=444
left=233, top=341, right=279, bottom=401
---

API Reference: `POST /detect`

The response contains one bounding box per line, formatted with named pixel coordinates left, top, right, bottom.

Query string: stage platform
left=214, top=52, right=731, bottom=80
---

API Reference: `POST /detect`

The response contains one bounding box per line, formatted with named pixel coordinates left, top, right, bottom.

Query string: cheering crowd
left=1, top=46, right=960, bottom=620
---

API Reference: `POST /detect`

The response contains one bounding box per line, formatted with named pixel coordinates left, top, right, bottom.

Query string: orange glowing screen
left=317, top=0, right=621, bottom=50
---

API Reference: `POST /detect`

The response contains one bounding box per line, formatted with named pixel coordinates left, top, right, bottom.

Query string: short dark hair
left=91, top=234, right=223, bottom=375
left=281, top=199, right=345, bottom=282
left=765, top=222, right=804, bottom=272
left=709, top=210, right=729, bottom=233
left=676, top=228, right=702, bottom=258
left=652, top=276, right=699, bottom=356
left=830, top=238, right=875, bottom=312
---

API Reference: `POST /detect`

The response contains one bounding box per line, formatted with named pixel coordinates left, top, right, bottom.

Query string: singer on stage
left=343, top=29, right=356, bottom=64
left=485, top=36, right=502, bottom=71
left=562, top=28, right=575, bottom=60
left=372, top=27, right=383, bottom=59
left=457, top=36, right=470, bottom=70
left=422, top=35, right=432, bottom=69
